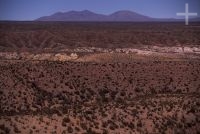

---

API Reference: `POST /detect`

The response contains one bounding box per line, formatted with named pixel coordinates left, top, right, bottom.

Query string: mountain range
left=36, top=10, right=200, bottom=22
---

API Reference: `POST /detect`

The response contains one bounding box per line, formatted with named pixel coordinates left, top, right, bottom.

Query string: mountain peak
left=109, top=10, right=151, bottom=21
left=36, top=10, right=153, bottom=22
left=111, top=10, right=137, bottom=14
left=82, top=10, right=93, bottom=13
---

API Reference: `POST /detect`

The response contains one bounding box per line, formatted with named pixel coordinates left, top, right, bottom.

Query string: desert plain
left=0, top=22, right=200, bottom=134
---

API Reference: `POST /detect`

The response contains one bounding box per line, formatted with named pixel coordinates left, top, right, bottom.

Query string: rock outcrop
left=0, top=46, right=199, bottom=61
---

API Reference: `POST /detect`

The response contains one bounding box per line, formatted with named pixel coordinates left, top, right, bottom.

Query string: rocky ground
left=0, top=22, right=200, bottom=134
left=0, top=59, right=200, bottom=134
left=0, top=46, right=200, bottom=62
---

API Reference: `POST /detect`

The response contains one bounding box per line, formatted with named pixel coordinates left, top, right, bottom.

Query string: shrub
left=0, top=124, right=10, bottom=134
left=63, top=117, right=70, bottom=123
left=67, top=126, right=73, bottom=133
left=62, top=117, right=70, bottom=126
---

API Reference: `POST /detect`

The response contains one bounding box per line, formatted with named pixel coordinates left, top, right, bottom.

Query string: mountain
left=36, top=10, right=200, bottom=22
left=109, top=10, right=152, bottom=21
left=36, top=10, right=153, bottom=22
left=36, top=10, right=108, bottom=21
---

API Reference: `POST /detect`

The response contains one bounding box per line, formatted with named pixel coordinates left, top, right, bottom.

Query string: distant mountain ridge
left=37, top=10, right=108, bottom=21
left=109, top=10, right=151, bottom=21
left=36, top=10, right=200, bottom=22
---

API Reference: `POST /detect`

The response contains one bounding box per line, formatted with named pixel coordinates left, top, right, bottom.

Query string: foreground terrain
left=0, top=22, right=200, bottom=134
left=0, top=60, right=200, bottom=134
left=0, top=61, right=200, bottom=133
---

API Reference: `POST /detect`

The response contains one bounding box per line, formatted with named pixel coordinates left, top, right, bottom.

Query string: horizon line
left=0, top=9, right=199, bottom=21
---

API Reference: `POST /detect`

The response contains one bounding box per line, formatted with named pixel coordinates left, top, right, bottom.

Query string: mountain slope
left=36, top=10, right=108, bottom=21
left=109, top=10, right=152, bottom=21
left=36, top=10, right=153, bottom=21
left=35, top=10, right=200, bottom=22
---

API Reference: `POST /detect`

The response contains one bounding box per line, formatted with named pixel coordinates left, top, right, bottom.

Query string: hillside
left=35, top=10, right=200, bottom=22
left=36, top=10, right=153, bottom=22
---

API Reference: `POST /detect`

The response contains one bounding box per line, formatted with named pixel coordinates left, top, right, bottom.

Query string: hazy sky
left=0, top=0, right=200, bottom=20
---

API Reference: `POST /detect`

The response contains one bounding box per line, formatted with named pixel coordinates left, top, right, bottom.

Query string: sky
left=0, top=0, right=200, bottom=20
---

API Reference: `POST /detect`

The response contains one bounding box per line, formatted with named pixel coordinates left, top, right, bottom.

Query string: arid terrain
left=0, top=22, right=200, bottom=134
left=1, top=22, right=200, bottom=51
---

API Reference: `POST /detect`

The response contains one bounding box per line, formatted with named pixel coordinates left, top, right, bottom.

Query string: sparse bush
left=0, top=124, right=10, bottom=133
left=14, top=126, right=21, bottom=133
left=67, top=126, right=73, bottom=133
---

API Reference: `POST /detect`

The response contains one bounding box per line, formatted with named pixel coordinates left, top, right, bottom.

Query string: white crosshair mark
left=176, top=3, right=198, bottom=25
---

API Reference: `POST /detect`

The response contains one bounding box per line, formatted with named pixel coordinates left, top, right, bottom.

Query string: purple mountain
left=36, top=10, right=153, bottom=21
left=109, top=10, right=151, bottom=21
left=36, top=10, right=200, bottom=22
left=36, top=10, right=108, bottom=21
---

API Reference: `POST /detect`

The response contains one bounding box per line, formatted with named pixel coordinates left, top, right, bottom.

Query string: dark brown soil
left=0, top=22, right=200, bottom=134
left=0, top=22, right=200, bottom=52
left=0, top=60, right=200, bottom=133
